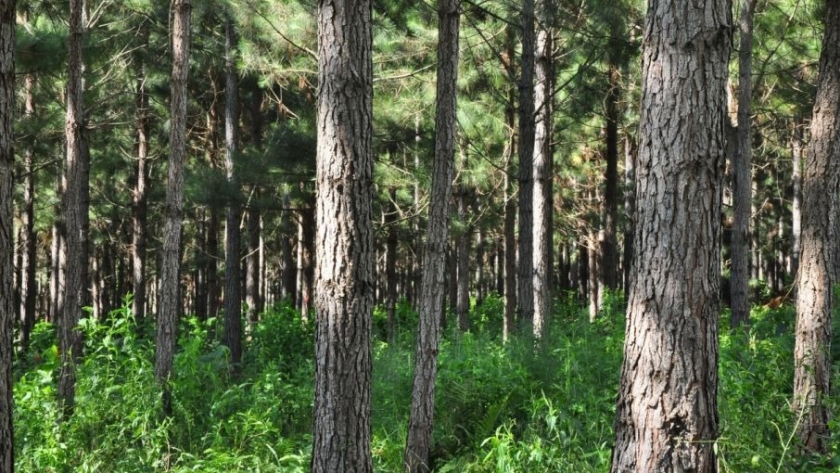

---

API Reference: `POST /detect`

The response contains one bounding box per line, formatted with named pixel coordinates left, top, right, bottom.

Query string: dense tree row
left=1, top=0, right=837, bottom=470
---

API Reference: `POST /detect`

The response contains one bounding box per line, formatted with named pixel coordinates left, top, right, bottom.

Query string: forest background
left=2, top=0, right=839, bottom=471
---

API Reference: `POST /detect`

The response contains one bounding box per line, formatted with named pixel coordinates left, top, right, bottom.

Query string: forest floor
left=13, top=293, right=840, bottom=472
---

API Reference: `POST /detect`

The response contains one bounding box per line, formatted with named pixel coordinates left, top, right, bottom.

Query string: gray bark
left=730, top=0, right=756, bottom=329
left=0, top=0, right=14, bottom=466
left=793, top=0, right=840, bottom=453
left=156, top=0, right=191, bottom=400
left=60, top=0, right=91, bottom=415
left=20, top=73, right=36, bottom=351
left=611, top=0, right=730, bottom=470
left=311, top=0, right=375, bottom=470
left=517, top=0, right=536, bottom=325
left=132, top=33, right=149, bottom=321
left=404, top=0, right=460, bottom=469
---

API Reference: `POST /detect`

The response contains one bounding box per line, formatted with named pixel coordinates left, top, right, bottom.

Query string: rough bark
left=532, top=4, right=553, bottom=338
left=793, top=0, right=840, bottom=453
left=611, top=0, right=730, bottom=470
left=517, top=0, right=536, bottom=325
left=60, top=0, right=91, bottom=415
left=222, top=17, right=242, bottom=369
left=20, top=72, right=36, bottom=351
left=311, top=0, right=375, bottom=470
left=730, top=0, right=756, bottom=329
left=404, top=0, right=460, bottom=470
left=0, top=0, right=14, bottom=466
left=156, top=0, right=191, bottom=400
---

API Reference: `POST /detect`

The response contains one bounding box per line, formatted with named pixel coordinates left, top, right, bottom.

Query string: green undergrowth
left=13, top=293, right=840, bottom=471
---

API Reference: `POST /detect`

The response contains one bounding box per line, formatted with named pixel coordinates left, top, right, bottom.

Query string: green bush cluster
left=13, top=293, right=840, bottom=471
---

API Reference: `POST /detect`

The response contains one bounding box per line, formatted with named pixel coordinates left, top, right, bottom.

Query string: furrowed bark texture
left=404, top=0, right=460, bottom=470
left=156, top=0, right=191, bottom=389
left=311, top=0, right=375, bottom=470
left=60, top=0, right=90, bottom=415
left=0, top=0, right=14, bottom=467
left=793, top=0, right=840, bottom=453
left=531, top=3, right=553, bottom=338
left=222, top=17, right=242, bottom=368
left=517, top=0, right=536, bottom=325
left=730, top=0, right=756, bottom=329
left=611, top=0, right=731, bottom=471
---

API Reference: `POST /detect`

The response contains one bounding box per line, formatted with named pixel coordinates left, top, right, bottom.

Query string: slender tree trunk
left=611, top=0, right=730, bottom=470
left=518, top=0, right=536, bottom=325
left=456, top=192, right=470, bottom=332
left=793, top=0, right=840, bottom=452
left=60, top=0, right=91, bottom=415
left=156, top=0, right=192, bottom=411
left=532, top=4, right=553, bottom=338
left=207, top=206, right=220, bottom=319
left=623, top=135, right=636, bottom=296
left=20, top=72, right=37, bottom=351
left=311, top=0, right=375, bottom=470
left=730, top=0, right=756, bottom=329
left=386, top=187, right=398, bottom=342
left=222, top=17, right=242, bottom=369
left=296, top=202, right=314, bottom=319
left=0, top=0, right=15, bottom=466
left=601, top=49, right=621, bottom=294
left=404, top=0, right=460, bottom=470
left=246, top=81, right=263, bottom=324
left=790, top=124, right=803, bottom=279
left=503, top=146, right=516, bottom=343
left=280, top=194, right=296, bottom=303
left=132, top=31, right=150, bottom=321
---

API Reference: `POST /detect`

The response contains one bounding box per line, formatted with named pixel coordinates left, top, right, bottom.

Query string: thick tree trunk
left=20, top=73, right=37, bottom=351
left=222, top=17, right=242, bottom=369
left=311, top=0, right=375, bottom=470
left=156, top=0, right=191, bottom=406
left=730, top=0, right=757, bottom=329
left=60, top=0, right=91, bottom=415
left=793, top=0, right=840, bottom=453
left=611, top=0, right=730, bottom=470
left=517, top=0, right=536, bottom=325
left=532, top=6, right=553, bottom=338
left=132, top=33, right=150, bottom=321
left=0, top=0, right=14, bottom=466
left=404, top=0, right=460, bottom=470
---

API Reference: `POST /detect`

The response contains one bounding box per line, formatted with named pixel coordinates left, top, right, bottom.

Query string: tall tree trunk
left=0, top=0, right=15, bottom=466
left=456, top=191, right=470, bottom=332
left=311, top=0, right=375, bottom=470
left=601, top=44, right=621, bottom=294
left=386, top=187, right=398, bottom=342
left=60, top=0, right=91, bottom=415
left=531, top=4, right=553, bottom=338
left=206, top=206, right=220, bottom=319
left=518, top=0, right=536, bottom=325
left=790, top=124, right=803, bottom=279
left=611, top=0, right=730, bottom=470
left=280, top=194, right=296, bottom=303
left=246, top=81, right=263, bottom=325
left=222, top=17, right=242, bottom=369
left=20, top=72, right=37, bottom=351
left=156, top=0, right=192, bottom=411
left=132, top=31, right=150, bottom=321
left=730, top=0, right=756, bottom=329
left=623, top=135, right=636, bottom=296
left=296, top=202, right=314, bottom=319
left=404, top=0, right=460, bottom=470
left=793, top=0, right=840, bottom=453
left=503, top=141, right=516, bottom=343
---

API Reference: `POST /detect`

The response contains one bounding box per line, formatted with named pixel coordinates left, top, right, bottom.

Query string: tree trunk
left=222, top=17, right=242, bottom=370
left=404, top=0, right=460, bottom=470
left=730, top=0, right=756, bottom=329
left=531, top=4, right=553, bottom=338
left=246, top=81, right=263, bottom=325
left=623, top=135, right=636, bottom=296
left=207, top=206, right=221, bottom=320
left=790, top=124, right=803, bottom=279
left=793, top=0, right=840, bottom=453
left=518, top=0, right=536, bottom=325
left=311, top=0, right=375, bottom=470
left=611, top=0, right=730, bottom=470
left=296, top=202, right=314, bottom=319
left=156, top=0, right=191, bottom=410
left=132, top=31, right=150, bottom=321
left=456, top=191, right=470, bottom=332
left=0, top=0, right=14, bottom=466
left=20, top=72, right=37, bottom=351
left=60, top=0, right=91, bottom=415
left=280, top=194, right=296, bottom=303
left=386, top=187, right=398, bottom=342
left=601, top=48, right=621, bottom=294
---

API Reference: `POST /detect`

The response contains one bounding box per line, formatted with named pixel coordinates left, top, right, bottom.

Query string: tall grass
left=13, top=293, right=840, bottom=471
